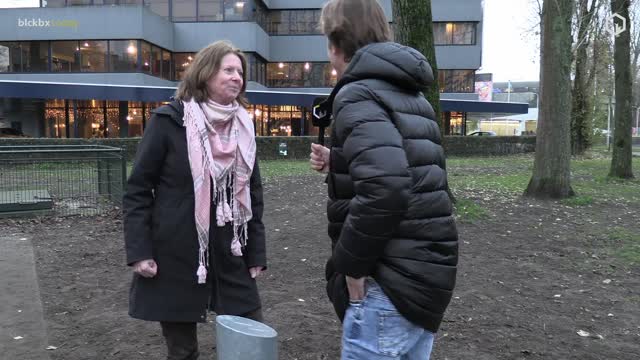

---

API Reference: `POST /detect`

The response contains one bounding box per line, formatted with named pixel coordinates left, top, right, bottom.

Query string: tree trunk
left=524, top=0, right=576, bottom=199
left=392, top=0, right=443, bottom=134
left=392, top=0, right=455, bottom=203
left=571, top=0, right=597, bottom=155
left=609, top=0, right=635, bottom=178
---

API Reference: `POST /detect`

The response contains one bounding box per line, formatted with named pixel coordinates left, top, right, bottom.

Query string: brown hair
left=320, top=0, right=391, bottom=61
left=175, top=40, right=249, bottom=107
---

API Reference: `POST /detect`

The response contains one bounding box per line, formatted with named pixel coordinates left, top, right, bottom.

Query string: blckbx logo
left=17, top=18, right=78, bottom=28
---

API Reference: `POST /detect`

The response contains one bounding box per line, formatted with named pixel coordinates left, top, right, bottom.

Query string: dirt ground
left=2, top=172, right=639, bottom=360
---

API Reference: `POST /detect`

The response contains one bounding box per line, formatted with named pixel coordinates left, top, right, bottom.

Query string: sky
left=0, top=0, right=40, bottom=8
left=480, top=0, right=541, bottom=82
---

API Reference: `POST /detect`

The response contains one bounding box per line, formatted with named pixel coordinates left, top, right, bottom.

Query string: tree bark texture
left=525, top=0, right=576, bottom=199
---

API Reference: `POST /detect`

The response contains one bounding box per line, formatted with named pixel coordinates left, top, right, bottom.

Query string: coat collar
left=151, top=100, right=185, bottom=126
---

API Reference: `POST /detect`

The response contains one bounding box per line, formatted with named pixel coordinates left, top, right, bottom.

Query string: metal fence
left=0, top=145, right=126, bottom=217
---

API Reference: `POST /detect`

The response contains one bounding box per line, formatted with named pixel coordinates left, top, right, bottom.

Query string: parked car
left=468, top=131, right=497, bottom=136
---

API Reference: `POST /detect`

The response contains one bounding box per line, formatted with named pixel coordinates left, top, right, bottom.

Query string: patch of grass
left=454, top=198, right=488, bottom=223
left=260, top=160, right=314, bottom=179
left=608, top=228, right=640, bottom=265
left=562, top=195, right=594, bottom=207
left=447, top=152, right=639, bottom=202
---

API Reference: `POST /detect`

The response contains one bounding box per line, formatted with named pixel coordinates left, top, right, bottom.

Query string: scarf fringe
left=215, top=171, right=250, bottom=256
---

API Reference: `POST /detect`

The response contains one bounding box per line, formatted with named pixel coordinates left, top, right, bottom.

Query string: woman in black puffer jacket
left=309, top=1, right=458, bottom=358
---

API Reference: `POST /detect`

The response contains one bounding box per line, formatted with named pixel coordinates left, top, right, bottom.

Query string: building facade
left=0, top=0, right=526, bottom=139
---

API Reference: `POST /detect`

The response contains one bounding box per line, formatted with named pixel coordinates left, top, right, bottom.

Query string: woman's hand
left=249, top=266, right=265, bottom=279
left=310, top=143, right=330, bottom=173
left=133, top=259, right=158, bottom=278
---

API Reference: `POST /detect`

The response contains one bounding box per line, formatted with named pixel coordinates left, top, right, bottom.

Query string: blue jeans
left=341, top=279, right=434, bottom=360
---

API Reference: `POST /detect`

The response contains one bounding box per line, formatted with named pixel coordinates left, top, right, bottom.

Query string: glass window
left=245, top=52, right=266, bottom=84
left=304, top=62, right=324, bottom=87
left=172, top=0, right=196, bottom=21
left=44, top=100, right=67, bottom=138
left=109, top=40, right=138, bottom=72
left=267, top=62, right=335, bottom=88
left=246, top=53, right=256, bottom=82
left=223, top=0, right=250, bottom=21
left=141, top=41, right=151, bottom=73
left=79, top=40, right=107, bottom=72
left=433, top=22, right=476, bottom=45
left=144, top=0, right=169, bottom=18
left=150, top=45, right=161, bottom=76
left=268, top=10, right=321, bottom=35
left=291, top=10, right=319, bottom=35
left=453, top=23, right=475, bottom=45
left=324, top=64, right=338, bottom=87
left=106, top=100, right=121, bottom=138
left=52, top=41, right=80, bottom=72
left=439, top=70, right=475, bottom=93
left=268, top=10, right=289, bottom=34
left=433, top=23, right=450, bottom=45
left=119, top=0, right=143, bottom=4
left=174, top=53, right=195, bottom=80
left=198, top=0, right=223, bottom=21
left=267, top=62, right=287, bottom=87
left=127, top=102, right=144, bottom=137
left=254, top=0, right=268, bottom=32
left=0, top=43, right=22, bottom=72
left=288, top=63, right=304, bottom=87
left=161, top=50, right=172, bottom=80
left=20, top=42, right=49, bottom=72
left=257, top=61, right=265, bottom=85
left=72, top=100, right=105, bottom=138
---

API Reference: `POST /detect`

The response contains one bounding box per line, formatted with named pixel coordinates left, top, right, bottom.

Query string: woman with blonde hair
left=124, top=40, right=266, bottom=360
left=310, top=0, right=458, bottom=359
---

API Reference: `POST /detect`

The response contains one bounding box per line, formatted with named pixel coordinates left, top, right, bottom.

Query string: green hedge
left=0, top=135, right=536, bottom=161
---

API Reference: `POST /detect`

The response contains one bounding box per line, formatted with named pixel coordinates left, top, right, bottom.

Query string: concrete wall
left=269, top=36, right=328, bottom=62
left=0, top=6, right=175, bottom=50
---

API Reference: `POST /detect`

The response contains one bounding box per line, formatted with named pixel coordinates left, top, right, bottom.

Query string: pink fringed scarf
left=183, top=98, right=256, bottom=284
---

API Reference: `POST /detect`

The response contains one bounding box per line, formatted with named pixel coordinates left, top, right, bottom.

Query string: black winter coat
left=123, top=101, right=266, bottom=323
left=324, top=42, right=458, bottom=333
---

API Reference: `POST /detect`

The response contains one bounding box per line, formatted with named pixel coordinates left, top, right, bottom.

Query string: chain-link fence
left=0, top=145, right=126, bottom=217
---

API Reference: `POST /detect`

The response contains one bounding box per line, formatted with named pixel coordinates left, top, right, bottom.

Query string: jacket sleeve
left=331, top=85, right=412, bottom=278
left=123, top=114, right=168, bottom=266
left=244, top=158, right=267, bottom=269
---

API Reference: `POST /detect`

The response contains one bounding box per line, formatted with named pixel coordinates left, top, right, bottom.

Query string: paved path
left=0, top=234, right=50, bottom=360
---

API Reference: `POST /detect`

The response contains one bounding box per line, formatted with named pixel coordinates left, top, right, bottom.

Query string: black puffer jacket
left=324, top=42, right=458, bottom=333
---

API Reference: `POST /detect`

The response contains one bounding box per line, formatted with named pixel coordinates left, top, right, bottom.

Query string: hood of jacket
left=339, top=42, right=434, bottom=93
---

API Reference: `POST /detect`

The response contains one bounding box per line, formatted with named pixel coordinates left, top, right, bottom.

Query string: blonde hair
left=320, top=0, right=391, bottom=61
left=175, top=40, right=249, bottom=107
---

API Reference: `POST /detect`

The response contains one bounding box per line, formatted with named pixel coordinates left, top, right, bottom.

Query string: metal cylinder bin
left=216, top=315, right=278, bottom=360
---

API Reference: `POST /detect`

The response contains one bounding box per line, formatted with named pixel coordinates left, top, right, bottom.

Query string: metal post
left=216, top=315, right=277, bottom=360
